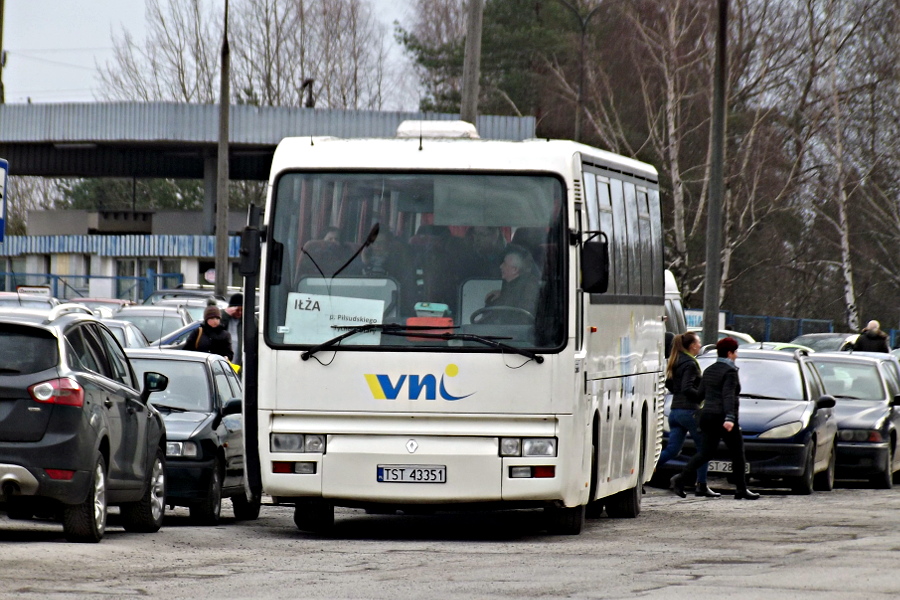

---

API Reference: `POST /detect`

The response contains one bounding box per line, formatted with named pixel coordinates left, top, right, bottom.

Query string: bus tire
left=294, top=500, right=335, bottom=533
left=545, top=504, right=585, bottom=535
left=605, top=483, right=641, bottom=518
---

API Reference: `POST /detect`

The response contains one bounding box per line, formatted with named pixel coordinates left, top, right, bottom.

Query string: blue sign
left=0, top=158, right=7, bottom=242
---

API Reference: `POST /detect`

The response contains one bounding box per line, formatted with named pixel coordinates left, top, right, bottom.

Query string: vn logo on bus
left=365, top=364, right=473, bottom=401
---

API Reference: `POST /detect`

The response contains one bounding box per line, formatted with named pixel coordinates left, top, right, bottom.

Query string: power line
left=6, top=52, right=99, bottom=72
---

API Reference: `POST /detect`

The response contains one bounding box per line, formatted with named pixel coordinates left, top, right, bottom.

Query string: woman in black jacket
left=670, top=337, right=759, bottom=500
left=185, top=305, right=234, bottom=361
left=658, top=332, right=718, bottom=497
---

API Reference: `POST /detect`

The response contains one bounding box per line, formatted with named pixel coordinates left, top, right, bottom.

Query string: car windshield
left=812, top=360, right=885, bottom=400
left=699, top=357, right=804, bottom=400
left=266, top=172, right=566, bottom=352
left=117, top=314, right=185, bottom=341
left=0, top=324, right=59, bottom=374
left=130, top=358, right=212, bottom=412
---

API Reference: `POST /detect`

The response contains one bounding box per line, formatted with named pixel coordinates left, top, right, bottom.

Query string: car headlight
left=270, top=433, right=326, bottom=453
left=166, top=441, right=199, bottom=457
left=758, top=421, right=803, bottom=439
left=838, top=429, right=883, bottom=442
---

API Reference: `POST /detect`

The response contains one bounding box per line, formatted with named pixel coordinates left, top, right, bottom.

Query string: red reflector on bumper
left=45, top=469, right=75, bottom=480
left=533, top=466, right=555, bottom=478
left=272, top=461, right=293, bottom=474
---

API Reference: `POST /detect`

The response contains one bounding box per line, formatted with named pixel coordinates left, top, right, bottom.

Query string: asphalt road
left=1, top=479, right=898, bottom=600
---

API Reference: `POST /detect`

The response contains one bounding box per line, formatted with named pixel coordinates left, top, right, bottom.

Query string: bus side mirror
left=240, top=227, right=262, bottom=276
left=581, top=235, right=609, bottom=294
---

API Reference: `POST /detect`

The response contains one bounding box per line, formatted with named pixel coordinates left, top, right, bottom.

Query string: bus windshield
left=265, top=172, right=566, bottom=352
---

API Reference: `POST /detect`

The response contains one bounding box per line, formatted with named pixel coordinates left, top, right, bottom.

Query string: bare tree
left=5, top=177, right=62, bottom=235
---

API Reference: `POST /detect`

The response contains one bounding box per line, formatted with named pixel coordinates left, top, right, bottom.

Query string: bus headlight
left=271, top=433, right=326, bottom=453
left=500, top=438, right=522, bottom=456
left=523, top=438, right=557, bottom=457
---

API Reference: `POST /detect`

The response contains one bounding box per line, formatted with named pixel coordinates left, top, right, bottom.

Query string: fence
left=0, top=271, right=184, bottom=302
left=730, top=315, right=834, bottom=343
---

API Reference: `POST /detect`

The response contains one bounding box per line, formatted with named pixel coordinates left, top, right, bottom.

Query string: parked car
left=659, top=348, right=838, bottom=494
left=100, top=318, right=151, bottom=348
left=156, top=297, right=227, bottom=322
left=0, top=292, right=61, bottom=310
left=125, top=348, right=260, bottom=524
left=755, top=342, right=815, bottom=353
left=115, top=306, right=194, bottom=344
left=810, top=352, right=900, bottom=488
left=143, top=286, right=238, bottom=306
left=0, top=306, right=169, bottom=542
left=688, top=327, right=756, bottom=346
left=149, top=320, right=202, bottom=350
left=790, top=333, right=858, bottom=352
left=72, top=298, right=135, bottom=313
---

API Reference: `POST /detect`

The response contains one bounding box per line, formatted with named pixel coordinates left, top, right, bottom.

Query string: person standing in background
left=853, top=320, right=890, bottom=353
left=185, top=305, right=233, bottom=361
left=221, top=293, right=243, bottom=366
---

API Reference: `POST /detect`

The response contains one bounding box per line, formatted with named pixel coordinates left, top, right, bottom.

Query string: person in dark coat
left=185, top=305, right=233, bottom=361
left=853, top=320, right=890, bottom=353
left=220, top=293, right=243, bottom=366
left=483, top=244, right=540, bottom=316
left=670, top=337, right=759, bottom=500
left=657, top=332, right=719, bottom=497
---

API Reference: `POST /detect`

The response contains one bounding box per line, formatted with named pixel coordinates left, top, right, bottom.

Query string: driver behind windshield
left=484, top=244, right=540, bottom=315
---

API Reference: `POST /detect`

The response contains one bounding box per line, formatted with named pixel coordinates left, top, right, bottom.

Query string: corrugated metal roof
left=0, top=235, right=240, bottom=258
left=0, top=103, right=535, bottom=144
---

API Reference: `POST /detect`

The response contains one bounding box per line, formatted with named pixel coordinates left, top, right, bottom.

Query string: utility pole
left=214, top=0, right=230, bottom=298
left=702, top=0, right=728, bottom=346
left=0, top=0, right=6, bottom=104
left=459, top=0, right=484, bottom=125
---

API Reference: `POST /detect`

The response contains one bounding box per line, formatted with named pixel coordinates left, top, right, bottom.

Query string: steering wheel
left=470, top=306, right=535, bottom=325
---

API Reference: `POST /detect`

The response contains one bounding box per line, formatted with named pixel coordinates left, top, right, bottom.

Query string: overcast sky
left=4, top=0, right=412, bottom=105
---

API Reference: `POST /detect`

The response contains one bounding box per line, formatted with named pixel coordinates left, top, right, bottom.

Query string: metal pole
left=215, top=1, right=231, bottom=298
left=460, top=0, right=484, bottom=125
left=0, top=0, right=6, bottom=103
left=702, top=0, right=728, bottom=346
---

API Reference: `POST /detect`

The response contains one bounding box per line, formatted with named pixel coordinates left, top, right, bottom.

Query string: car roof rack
left=44, top=304, right=94, bottom=323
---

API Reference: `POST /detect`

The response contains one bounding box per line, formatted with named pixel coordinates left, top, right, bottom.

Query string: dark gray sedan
left=125, top=349, right=260, bottom=524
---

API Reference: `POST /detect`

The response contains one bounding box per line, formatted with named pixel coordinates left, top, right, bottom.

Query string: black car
left=0, top=306, right=169, bottom=542
left=660, top=348, right=838, bottom=494
left=126, top=348, right=260, bottom=524
left=811, top=352, right=900, bottom=488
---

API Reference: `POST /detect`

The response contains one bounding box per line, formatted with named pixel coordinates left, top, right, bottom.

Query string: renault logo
left=406, top=439, right=418, bottom=453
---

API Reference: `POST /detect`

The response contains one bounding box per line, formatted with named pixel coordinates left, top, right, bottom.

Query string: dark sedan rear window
left=0, top=324, right=59, bottom=374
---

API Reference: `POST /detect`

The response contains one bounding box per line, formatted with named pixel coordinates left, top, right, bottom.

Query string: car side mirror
left=222, top=397, right=243, bottom=416
left=141, top=371, right=168, bottom=403
left=581, top=233, right=609, bottom=294
left=892, top=394, right=900, bottom=407
left=816, top=395, right=836, bottom=410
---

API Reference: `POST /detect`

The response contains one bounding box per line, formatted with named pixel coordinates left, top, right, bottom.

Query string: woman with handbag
left=185, top=305, right=234, bottom=361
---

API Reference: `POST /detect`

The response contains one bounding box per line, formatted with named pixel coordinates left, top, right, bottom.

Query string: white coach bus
left=248, top=121, right=665, bottom=535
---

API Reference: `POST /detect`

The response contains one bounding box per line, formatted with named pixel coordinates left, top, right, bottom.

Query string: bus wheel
left=545, top=504, right=585, bottom=535
left=605, top=483, right=641, bottom=518
left=294, top=500, right=335, bottom=533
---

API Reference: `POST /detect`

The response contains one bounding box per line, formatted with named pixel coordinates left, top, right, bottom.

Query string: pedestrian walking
left=185, top=305, right=234, bottom=361
left=658, top=332, right=719, bottom=497
left=853, top=320, right=890, bottom=353
left=670, top=337, right=759, bottom=500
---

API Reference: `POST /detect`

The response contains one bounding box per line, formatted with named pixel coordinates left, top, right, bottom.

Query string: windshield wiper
left=301, top=323, right=456, bottom=361
left=151, top=403, right=190, bottom=413
left=300, top=324, right=544, bottom=364
left=833, top=394, right=864, bottom=400
left=740, top=394, right=787, bottom=400
left=0, top=368, right=22, bottom=374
